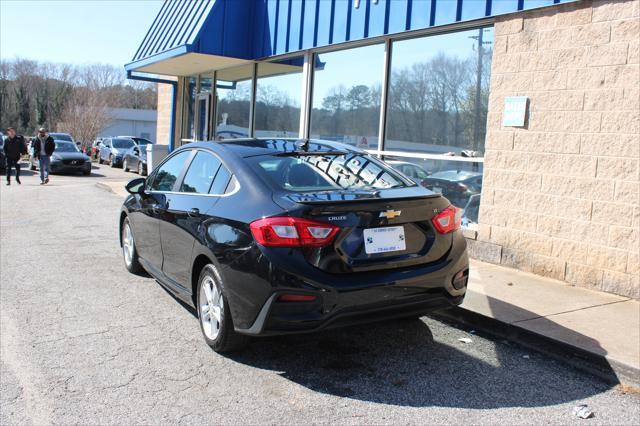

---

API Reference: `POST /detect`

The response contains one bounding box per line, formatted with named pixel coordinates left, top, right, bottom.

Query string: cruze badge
left=380, top=210, right=401, bottom=219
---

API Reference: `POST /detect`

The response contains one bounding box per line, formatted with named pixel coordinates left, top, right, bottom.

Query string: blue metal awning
left=131, top=0, right=214, bottom=64
left=125, top=0, right=256, bottom=75
left=127, top=0, right=580, bottom=75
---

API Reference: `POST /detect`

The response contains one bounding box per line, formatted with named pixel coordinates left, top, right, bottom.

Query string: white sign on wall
left=502, top=96, right=529, bottom=127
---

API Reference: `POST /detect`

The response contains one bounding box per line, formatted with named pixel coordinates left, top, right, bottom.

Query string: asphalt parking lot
left=1, top=162, right=639, bottom=425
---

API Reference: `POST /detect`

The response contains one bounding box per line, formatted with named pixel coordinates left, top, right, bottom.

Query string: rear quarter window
left=210, top=165, right=231, bottom=194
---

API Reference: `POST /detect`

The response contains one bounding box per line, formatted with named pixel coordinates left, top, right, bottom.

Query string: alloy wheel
left=122, top=222, right=134, bottom=267
left=199, top=276, right=224, bottom=340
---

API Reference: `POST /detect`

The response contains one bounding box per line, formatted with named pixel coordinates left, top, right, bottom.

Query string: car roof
left=211, top=138, right=364, bottom=158
left=429, top=170, right=482, bottom=181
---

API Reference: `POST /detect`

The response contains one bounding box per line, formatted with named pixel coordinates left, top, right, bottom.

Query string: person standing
left=32, top=128, right=55, bottom=185
left=3, top=127, right=27, bottom=185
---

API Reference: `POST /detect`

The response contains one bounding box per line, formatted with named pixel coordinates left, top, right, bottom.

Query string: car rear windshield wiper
left=275, top=150, right=348, bottom=157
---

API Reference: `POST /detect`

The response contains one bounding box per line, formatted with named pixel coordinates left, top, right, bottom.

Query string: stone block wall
left=477, top=0, right=639, bottom=298
left=156, top=82, right=173, bottom=146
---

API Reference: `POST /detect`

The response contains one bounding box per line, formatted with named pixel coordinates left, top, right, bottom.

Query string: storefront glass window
left=310, top=43, right=384, bottom=150
left=183, top=76, right=197, bottom=141
left=383, top=155, right=483, bottom=226
left=384, top=27, right=493, bottom=223
left=255, top=57, right=304, bottom=138
left=215, top=65, right=253, bottom=140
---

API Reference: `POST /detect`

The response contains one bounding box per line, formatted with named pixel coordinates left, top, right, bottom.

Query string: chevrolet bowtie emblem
left=380, top=210, right=401, bottom=219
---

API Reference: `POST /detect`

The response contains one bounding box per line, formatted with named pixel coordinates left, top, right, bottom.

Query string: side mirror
left=125, top=177, right=146, bottom=195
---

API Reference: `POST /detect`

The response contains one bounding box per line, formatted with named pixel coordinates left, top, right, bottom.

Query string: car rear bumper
left=231, top=232, right=468, bottom=336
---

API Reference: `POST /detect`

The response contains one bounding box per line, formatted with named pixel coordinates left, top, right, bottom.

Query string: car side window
left=210, top=165, right=231, bottom=195
left=149, top=151, right=191, bottom=192
left=179, top=151, right=221, bottom=194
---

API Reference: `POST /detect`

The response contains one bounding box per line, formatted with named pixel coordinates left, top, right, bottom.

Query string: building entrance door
left=195, top=92, right=211, bottom=141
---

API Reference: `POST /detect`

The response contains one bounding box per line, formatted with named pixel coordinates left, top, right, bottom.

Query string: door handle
left=151, top=204, right=166, bottom=214
left=188, top=208, right=200, bottom=217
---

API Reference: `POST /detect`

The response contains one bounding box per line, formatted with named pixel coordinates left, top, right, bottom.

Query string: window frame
left=146, top=147, right=240, bottom=197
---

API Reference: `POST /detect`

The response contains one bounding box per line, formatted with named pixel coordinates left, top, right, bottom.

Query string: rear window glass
left=248, top=153, right=411, bottom=192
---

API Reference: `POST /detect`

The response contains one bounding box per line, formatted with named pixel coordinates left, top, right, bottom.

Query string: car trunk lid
left=276, top=188, right=453, bottom=273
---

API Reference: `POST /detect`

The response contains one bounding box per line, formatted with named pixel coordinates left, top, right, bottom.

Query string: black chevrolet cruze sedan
left=120, top=139, right=469, bottom=352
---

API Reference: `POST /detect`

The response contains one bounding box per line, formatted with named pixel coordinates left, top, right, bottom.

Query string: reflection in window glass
left=180, top=152, right=221, bottom=194
left=149, top=151, right=191, bottom=192
left=200, top=76, right=212, bottom=93
left=255, top=57, right=303, bottom=138
left=183, top=77, right=197, bottom=140
left=310, top=44, right=384, bottom=150
left=216, top=66, right=253, bottom=140
left=249, top=153, right=409, bottom=193
left=384, top=155, right=483, bottom=223
left=210, top=165, right=231, bottom=194
left=385, top=28, right=493, bottom=157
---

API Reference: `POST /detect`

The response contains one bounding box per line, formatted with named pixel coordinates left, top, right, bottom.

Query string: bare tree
left=59, top=88, right=112, bottom=150
left=0, top=58, right=157, bottom=135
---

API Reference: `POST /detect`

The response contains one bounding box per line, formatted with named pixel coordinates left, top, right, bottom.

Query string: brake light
left=431, top=205, right=462, bottom=234
left=250, top=217, right=340, bottom=247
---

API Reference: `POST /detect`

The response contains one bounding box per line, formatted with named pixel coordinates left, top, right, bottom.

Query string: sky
left=0, top=0, right=163, bottom=66
left=0, top=0, right=492, bottom=107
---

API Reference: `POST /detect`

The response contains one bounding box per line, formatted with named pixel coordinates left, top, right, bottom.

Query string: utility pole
left=473, top=28, right=484, bottom=153
left=469, top=28, right=493, bottom=153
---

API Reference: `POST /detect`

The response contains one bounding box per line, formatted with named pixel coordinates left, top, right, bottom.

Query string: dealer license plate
left=363, top=226, right=406, bottom=254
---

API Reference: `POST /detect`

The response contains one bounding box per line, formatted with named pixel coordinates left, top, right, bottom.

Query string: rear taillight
left=431, top=205, right=462, bottom=234
left=278, top=294, right=317, bottom=302
left=250, top=217, right=340, bottom=247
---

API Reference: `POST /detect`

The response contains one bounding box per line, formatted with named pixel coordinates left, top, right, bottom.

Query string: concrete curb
left=95, top=181, right=128, bottom=197
left=95, top=182, right=115, bottom=194
left=432, top=306, right=640, bottom=389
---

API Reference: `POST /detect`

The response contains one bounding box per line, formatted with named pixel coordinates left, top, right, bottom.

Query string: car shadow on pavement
left=227, top=315, right=614, bottom=409
left=9, top=169, right=38, bottom=177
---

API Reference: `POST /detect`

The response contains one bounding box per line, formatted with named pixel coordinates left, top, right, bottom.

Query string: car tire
left=110, top=155, right=116, bottom=168
left=197, top=264, right=249, bottom=353
left=98, top=157, right=103, bottom=165
left=121, top=217, right=142, bottom=274
left=83, top=170, right=91, bottom=176
left=123, top=159, right=129, bottom=172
